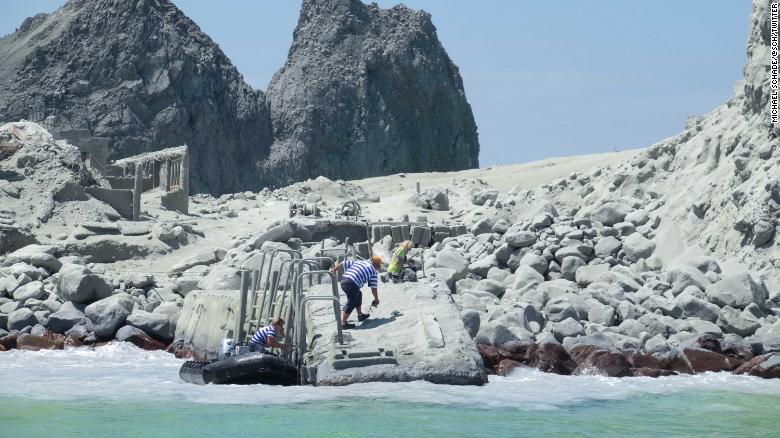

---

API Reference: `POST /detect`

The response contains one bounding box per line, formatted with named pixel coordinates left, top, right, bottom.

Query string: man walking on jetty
left=330, top=256, right=382, bottom=329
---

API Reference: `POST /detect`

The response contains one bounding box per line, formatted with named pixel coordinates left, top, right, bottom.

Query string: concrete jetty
left=173, top=278, right=487, bottom=386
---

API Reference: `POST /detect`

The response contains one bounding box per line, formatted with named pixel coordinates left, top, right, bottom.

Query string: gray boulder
left=544, top=297, right=579, bottom=322
left=504, top=230, right=536, bottom=248
left=587, top=303, right=617, bottom=326
left=468, top=254, right=499, bottom=277
left=474, top=279, right=506, bottom=298
left=415, top=189, right=450, bottom=211
left=253, top=222, right=294, bottom=249
left=46, top=310, right=87, bottom=334
left=518, top=253, right=548, bottom=275
left=685, top=256, right=722, bottom=274
left=677, top=294, right=720, bottom=322
left=126, top=310, right=176, bottom=342
left=547, top=317, right=585, bottom=342
left=56, top=264, right=112, bottom=304
left=594, top=236, right=622, bottom=258
left=718, top=306, right=761, bottom=337
left=12, top=281, right=47, bottom=302
left=622, top=233, right=655, bottom=262
left=461, top=309, right=481, bottom=338
left=686, top=319, right=723, bottom=338
left=7, top=308, right=38, bottom=331
left=28, top=253, right=63, bottom=273
left=85, top=293, right=134, bottom=339
left=197, top=265, right=242, bottom=290
left=590, top=202, right=631, bottom=226
left=575, top=264, right=610, bottom=286
left=668, top=266, right=711, bottom=296
left=562, top=333, right=615, bottom=353
left=706, top=273, right=768, bottom=310
left=168, top=250, right=221, bottom=275
left=0, top=301, right=21, bottom=314
left=560, top=256, right=586, bottom=281
left=645, top=335, right=670, bottom=353
left=435, top=248, right=468, bottom=279
left=427, top=268, right=457, bottom=293
left=642, top=295, right=683, bottom=318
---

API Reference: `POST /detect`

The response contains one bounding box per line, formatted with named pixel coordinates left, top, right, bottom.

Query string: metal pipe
left=236, top=270, right=250, bottom=344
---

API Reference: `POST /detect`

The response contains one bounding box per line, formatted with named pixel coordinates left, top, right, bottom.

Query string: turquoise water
left=1, top=344, right=779, bottom=437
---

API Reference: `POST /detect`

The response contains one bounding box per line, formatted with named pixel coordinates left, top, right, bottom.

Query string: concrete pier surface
left=173, top=278, right=487, bottom=386
left=300, top=279, right=487, bottom=386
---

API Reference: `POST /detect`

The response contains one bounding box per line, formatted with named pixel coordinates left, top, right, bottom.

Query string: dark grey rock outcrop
left=262, top=0, right=479, bottom=185
left=0, top=0, right=480, bottom=193
left=0, top=0, right=272, bottom=194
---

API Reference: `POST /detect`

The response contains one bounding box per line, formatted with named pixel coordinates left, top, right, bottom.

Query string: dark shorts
left=341, top=280, right=362, bottom=314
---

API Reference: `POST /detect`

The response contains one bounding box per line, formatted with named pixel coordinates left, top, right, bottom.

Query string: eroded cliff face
left=0, top=0, right=273, bottom=195
left=0, top=0, right=480, bottom=193
left=506, top=0, right=779, bottom=285
left=262, top=0, right=479, bottom=186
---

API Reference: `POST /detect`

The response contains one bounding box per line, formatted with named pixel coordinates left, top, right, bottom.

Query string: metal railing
left=235, top=252, right=346, bottom=384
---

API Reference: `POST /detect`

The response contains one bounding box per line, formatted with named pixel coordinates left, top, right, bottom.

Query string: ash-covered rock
left=262, top=0, right=479, bottom=186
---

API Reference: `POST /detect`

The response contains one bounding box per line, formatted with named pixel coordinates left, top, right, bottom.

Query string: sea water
left=1, top=343, right=779, bottom=437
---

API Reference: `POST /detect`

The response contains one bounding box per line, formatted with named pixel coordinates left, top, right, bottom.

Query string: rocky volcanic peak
left=0, top=0, right=272, bottom=194
left=0, top=0, right=479, bottom=193
left=263, top=0, right=479, bottom=186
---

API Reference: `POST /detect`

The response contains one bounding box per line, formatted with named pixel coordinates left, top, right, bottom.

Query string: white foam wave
left=1, top=344, right=778, bottom=408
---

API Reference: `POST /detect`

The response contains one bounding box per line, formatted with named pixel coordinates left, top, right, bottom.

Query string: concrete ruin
left=51, top=129, right=109, bottom=173
left=112, top=146, right=190, bottom=219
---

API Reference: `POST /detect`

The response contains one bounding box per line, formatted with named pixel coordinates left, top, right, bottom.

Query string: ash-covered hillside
left=506, top=0, right=779, bottom=287
left=0, top=0, right=480, bottom=194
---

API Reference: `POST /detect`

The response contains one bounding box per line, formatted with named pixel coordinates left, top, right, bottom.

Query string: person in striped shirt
left=249, top=318, right=289, bottom=352
left=330, top=255, right=382, bottom=329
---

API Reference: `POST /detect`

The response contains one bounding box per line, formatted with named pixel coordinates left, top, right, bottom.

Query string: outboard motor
left=219, top=338, right=234, bottom=359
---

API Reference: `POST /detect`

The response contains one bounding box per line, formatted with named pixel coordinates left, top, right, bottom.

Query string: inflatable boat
left=179, top=352, right=298, bottom=386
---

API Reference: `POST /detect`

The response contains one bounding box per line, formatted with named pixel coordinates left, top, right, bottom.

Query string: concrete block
left=390, top=226, right=404, bottom=244
left=161, top=188, right=188, bottom=214
left=371, top=226, right=382, bottom=242
left=85, top=187, right=133, bottom=219
left=411, top=226, right=432, bottom=246
left=402, top=225, right=411, bottom=241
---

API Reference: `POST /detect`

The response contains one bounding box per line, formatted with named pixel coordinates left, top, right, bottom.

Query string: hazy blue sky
left=1, top=1, right=751, bottom=167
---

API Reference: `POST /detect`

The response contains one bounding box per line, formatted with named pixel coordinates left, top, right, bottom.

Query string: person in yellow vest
left=386, top=240, right=415, bottom=283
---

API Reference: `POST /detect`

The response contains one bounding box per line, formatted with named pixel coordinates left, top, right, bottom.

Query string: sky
left=0, top=1, right=751, bottom=167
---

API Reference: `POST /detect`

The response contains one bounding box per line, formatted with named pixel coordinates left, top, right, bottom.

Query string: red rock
left=626, top=351, right=668, bottom=370
left=629, top=367, right=677, bottom=378
left=64, top=335, right=84, bottom=348
left=573, top=350, right=630, bottom=377
left=568, top=344, right=605, bottom=364
left=123, top=332, right=166, bottom=351
left=734, top=354, right=780, bottom=379
left=17, top=332, right=65, bottom=351
left=695, top=336, right=722, bottom=354
left=683, top=348, right=744, bottom=373
left=497, top=359, right=524, bottom=376
left=0, top=334, right=18, bottom=350
left=167, top=343, right=205, bottom=361
left=656, top=350, right=694, bottom=374
left=497, top=340, right=537, bottom=365
left=533, top=342, right=576, bottom=375
left=0, top=344, right=5, bottom=352
left=478, top=344, right=501, bottom=371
